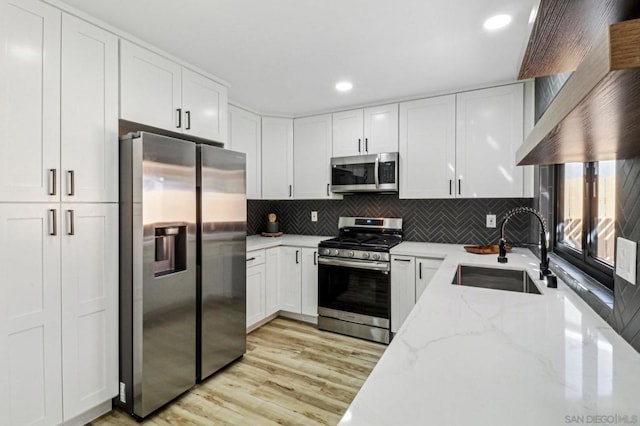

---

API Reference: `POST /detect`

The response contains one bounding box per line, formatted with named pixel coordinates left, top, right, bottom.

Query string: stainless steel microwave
left=330, top=152, right=399, bottom=193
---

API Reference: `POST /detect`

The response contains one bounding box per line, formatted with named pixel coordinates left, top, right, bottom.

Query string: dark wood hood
left=519, top=0, right=640, bottom=79
left=517, top=18, right=640, bottom=166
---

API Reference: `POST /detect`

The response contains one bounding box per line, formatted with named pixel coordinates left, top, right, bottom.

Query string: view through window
left=556, top=161, right=616, bottom=288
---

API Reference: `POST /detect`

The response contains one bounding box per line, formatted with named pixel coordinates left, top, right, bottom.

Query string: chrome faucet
left=497, top=207, right=557, bottom=288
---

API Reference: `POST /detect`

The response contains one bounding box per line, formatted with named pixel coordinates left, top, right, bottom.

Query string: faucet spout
left=498, top=207, right=557, bottom=288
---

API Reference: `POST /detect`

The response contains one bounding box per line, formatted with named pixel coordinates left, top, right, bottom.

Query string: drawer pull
left=246, top=257, right=256, bottom=262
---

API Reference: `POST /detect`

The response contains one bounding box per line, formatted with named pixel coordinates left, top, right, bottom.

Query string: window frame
left=554, top=162, right=614, bottom=290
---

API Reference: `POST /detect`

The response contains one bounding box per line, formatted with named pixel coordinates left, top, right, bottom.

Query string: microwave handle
left=374, top=156, right=380, bottom=188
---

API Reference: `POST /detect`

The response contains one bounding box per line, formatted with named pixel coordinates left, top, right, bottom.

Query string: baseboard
left=63, top=400, right=112, bottom=426
left=246, top=311, right=318, bottom=334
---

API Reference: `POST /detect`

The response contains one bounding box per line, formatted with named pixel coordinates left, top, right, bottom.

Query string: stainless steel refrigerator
left=117, top=132, right=246, bottom=419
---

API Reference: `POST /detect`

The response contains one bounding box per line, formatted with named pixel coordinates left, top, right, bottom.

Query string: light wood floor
left=90, top=318, right=386, bottom=425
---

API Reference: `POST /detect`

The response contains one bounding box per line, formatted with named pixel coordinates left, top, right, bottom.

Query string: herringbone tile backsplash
left=612, top=158, right=640, bottom=352
left=248, top=195, right=532, bottom=245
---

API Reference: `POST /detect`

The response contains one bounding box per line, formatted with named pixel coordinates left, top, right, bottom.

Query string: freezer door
left=137, top=133, right=197, bottom=418
left=197, top=144, right=247, bottom=380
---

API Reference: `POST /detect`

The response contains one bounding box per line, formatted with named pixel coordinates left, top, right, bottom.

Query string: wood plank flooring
left=90, top=318, right=386, bottom=425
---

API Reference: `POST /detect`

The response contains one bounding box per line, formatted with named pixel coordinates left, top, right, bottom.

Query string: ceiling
left=58, top=0, right=539, bottom=117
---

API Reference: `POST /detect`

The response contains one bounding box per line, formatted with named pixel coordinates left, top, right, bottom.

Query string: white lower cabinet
left=391, top=256, right=415, bottom=333
left=0, top=203, right=118, bottom=426
left=278, top=247, right=302, bottom=313
left=61, top=204, right=118, bottom=421
left=265, top=247, right=280, bottom=316
left=300, top=248, right=319, bottom=317
left=0, top=204, right=63, bottom=426
left=391, top=254, right=443, bottom=333
left=246, top=249, right=266, bottom=328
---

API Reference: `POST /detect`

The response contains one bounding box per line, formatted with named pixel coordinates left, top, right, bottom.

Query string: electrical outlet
left=616, top=237, right=637, bottom=285
left=311, top=211, right=318, bottom=222
left=486, top=214, right=496, bottom=228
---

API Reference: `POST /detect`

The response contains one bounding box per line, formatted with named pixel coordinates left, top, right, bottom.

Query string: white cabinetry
left=391, top=255, right=443, bottom=333
left=278, top=247, right=302, bottom=313
left=0, top=4, right=119, bottom=424
left=61, top=204, right=118, bottom=421
left=391, top=256, right=415, bottom=333
left=399, top=95, right=456, bottom=199
left=120, top=41, right=228, bottom=143
left=228, top=105, right=261, bottom=199
left=456, top=84, right=524, bottom=198
left=301, top=248, right=319, bottom=317
left=0, top=204, right=62, bottom=426
left=293, top=114, right=339, bottom=199
left=415, top=257, right=442, bottom=301
left=262, top=117, right=294, bottom=199
left=0, top=0, right=60, bottom=203
left=399, top=84, right=528, bottom=199
left=246, top=250, right=266, bottom=328
left=265, top=247, right=280, bottom=316
left=333, top=104, right=399, bottom=157
left=61, top=14, right=118, bottom=203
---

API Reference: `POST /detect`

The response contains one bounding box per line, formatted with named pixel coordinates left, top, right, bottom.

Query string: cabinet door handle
left=295, top=250, right=299, bottom=264
left=419, top=262, right=422, bottom=279
left=246, top=257, right=256, bottom=262
left=289, top=184, right=292, bottom=197
left=458, top=179, right=461, bottom=195
left=186, top=110, right=191, bottom=130
left=326, top=183, right=330, bottom=196
left=48, top=168, right=57, bottom=196
left=49, top=209, right=57, bottom=236
left=393, top=258, right=411, bottom=262
left=314, top=251, right=317, bottom=265
left=176, top=108, right=182, bottom=128
left=67, top=170, right=75, bottom=196
left=449, top=180, right=452, bottom=196
left=365, top=138, right=368, bottom=152
left=67, top=209, right=75, bottom=236
left=358, top=138, right=361, bottom=153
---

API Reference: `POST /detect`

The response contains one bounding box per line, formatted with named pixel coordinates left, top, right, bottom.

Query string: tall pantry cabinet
left=0, top=1, right=118, bottom=425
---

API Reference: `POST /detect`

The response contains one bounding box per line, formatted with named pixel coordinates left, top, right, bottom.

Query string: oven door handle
left=318, top=256, right=390, bottom=272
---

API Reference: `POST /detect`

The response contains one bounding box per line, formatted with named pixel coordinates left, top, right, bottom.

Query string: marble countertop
left=246, top=234, right=331, bottom=251
left=340, top=242, right=640, bottom=426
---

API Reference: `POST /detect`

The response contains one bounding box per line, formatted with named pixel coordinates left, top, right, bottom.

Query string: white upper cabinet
left=293, top=114, right=340, bottom=199
left=182, top=68, right=228, bottom=142
left=61, top=14, right=118, bottom=203
left=261, top=117, right=294, bottom=199
left=120, top=41, right=228, bottom=144
left=61, top=203, right=118, bottom=422
left=120, top=40, right=181, bottom=131
left=399, top=84, right=527, bottom=199
left=0, top=0, right=61, bottom=202
left=456, top=84, right=524, bottom=198
left=332, top=109, right=364, bottom=157
left=0, top=203, right=63, bottom=426
left=228, top=105, right=261, bottom=199
left=332, top=104, right=398, bottom=157
left=363, top=103, right=399, bottom=154
left=399, top=95, right=456, bottom=199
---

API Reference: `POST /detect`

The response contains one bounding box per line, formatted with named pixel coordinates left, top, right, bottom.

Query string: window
left=555, top=161, right=616, bottom=289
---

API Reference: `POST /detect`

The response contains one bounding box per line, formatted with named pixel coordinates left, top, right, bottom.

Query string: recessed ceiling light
left=483, top=14, right=512, bottom=31
left=335, top=81, right=353, bottom=92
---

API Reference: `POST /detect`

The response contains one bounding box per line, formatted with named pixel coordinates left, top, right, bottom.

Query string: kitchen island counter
left=340, top=243, right=640, bottom=426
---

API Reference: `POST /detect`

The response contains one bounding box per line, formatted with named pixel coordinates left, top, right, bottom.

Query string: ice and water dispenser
left=154, top=225, right=187, bottom=277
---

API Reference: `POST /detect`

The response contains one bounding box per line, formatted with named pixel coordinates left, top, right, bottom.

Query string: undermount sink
left=451, top=265, right=541, bottom=295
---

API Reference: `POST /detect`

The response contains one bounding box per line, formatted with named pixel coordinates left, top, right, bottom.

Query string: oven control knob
left=362, top=252, right=370, bottom=259
left=348, top=251, right=355, bottom=257
left=332, top=249, right=340, bottom=256
left=371, top=253, right=380, bottom=260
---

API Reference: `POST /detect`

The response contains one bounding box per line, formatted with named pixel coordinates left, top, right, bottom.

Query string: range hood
left=517, top=18, right=640, bottom=166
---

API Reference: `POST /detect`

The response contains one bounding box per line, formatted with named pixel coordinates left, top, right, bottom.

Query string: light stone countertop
left=338, top=242, right=640, bottom=426
left=246, top=234, right=331, bottom=251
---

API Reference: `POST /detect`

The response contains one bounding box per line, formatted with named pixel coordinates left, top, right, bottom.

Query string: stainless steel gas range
left=317, top=217, right=403, bottom=344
